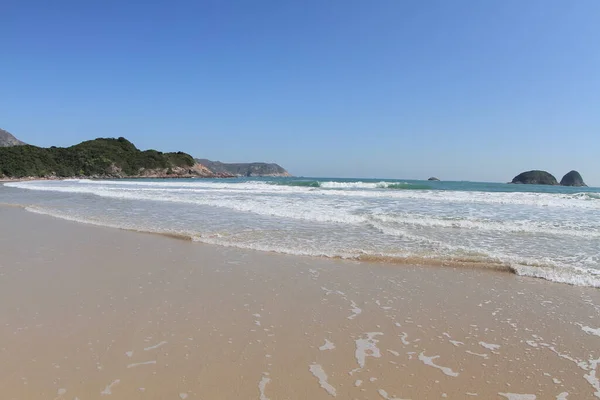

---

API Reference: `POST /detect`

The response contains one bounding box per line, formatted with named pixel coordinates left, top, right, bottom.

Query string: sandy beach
left=0, top=205, right=598, bottom=399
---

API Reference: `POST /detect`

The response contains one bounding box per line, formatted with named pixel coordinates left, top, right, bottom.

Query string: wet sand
left=0, top=206, right=598, bottom=399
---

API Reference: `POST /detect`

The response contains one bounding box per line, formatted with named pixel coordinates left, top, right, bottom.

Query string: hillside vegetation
left=0, top=137, right=195, bottom=178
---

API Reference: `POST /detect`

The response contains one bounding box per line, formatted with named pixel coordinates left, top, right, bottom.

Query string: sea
left=2, top=177, right=599, bottom=288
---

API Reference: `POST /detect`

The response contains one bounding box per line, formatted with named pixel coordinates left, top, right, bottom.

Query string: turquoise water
left=3, top=177, right=600, bottom=287
left=267, top=176, right=600, bottom=194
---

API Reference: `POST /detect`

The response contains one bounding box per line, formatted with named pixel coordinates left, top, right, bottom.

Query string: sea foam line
left=20, top=205, right=600, bottom=289
left=309, top=364, right=337, bottom=397
left=16, top=202, right=600, bottom=287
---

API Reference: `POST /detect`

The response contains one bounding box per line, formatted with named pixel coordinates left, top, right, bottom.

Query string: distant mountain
left=195, top=159, right=291, bottom=177
left=0, top=137, right=215, bottom=179
left=0, top=128, right=26, bottom=147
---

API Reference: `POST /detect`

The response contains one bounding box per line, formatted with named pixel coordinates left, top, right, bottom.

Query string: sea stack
left=560, top=170, right=587, bottom=187
left=427, top=177, right=440, bottom=181
left=511, top=170, right=558, bottom=185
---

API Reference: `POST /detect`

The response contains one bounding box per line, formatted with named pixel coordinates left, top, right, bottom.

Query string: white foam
left=386, top=210, right=600, bottom=237
left=319, top=339, right=336, bottom=351
left=584, top=357, right=600, bottom=399
left=309, top=364, right=337, bottom=397
left=399, top=332, right=410, bottom=345
left=125, top=351, right=133, bottom=358
left=498, top=393, right=536, bottom=400
left=513, top=265, right=600, bottom=288
left=355, top=332, right=383, bottom=368
left=144, top=341, right=167, bottom=351
left=378, top=388, right=407, bottom=400
left=479, top=341, right=500, bottom=351
left=127, top=360, right=157, bottom=368
left=101, top=379, right=120, bottom=395
left=319, top=181, right=411, bottom=190
left=579, top=324, right=600, bottom=337
left=556, top=392, right=568, bottom=399
left=348, top=301, right=362, bottom=320
left=179, top=394, right=188, bottom=400
left=466, top=350, right=489, bottom=359
left=258, top=374, right=271, bottom=400
left=418, top=352, right=459, bottom=377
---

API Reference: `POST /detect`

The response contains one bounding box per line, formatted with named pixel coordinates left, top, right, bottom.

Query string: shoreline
left=0, top=178, right=600, bottom=288
left=19, top=202, right=595, bottom=286
left=0, top=205, right=598, bottom=399
left=0, top=173, right=292, bottom=182
left=0, top=176, right=221, bottom=182
left=17, top=202, right=518, bottom=273
left=9, top=199, right=599, bottom=288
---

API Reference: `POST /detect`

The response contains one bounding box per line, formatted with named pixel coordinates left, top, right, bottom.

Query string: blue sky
left=2, top=0, right=599, bottom=185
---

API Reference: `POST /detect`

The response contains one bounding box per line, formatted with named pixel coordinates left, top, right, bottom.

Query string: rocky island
left=560, top=170, right=587, bottom=187
left=511, top=170, right=559, bottom=185
left=511, top=170, right=588, bottom=187
left=427, top=177, right=440, bottom=181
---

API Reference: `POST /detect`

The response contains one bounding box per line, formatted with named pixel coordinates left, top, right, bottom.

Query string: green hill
left=0, top=137, right=196, bottom=178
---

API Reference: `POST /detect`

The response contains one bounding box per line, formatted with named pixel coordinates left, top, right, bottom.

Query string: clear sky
left=2, top=0, right=599, bottom=185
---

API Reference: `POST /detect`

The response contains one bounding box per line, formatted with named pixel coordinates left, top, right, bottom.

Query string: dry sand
left=0, top=206, right=598, bottom=399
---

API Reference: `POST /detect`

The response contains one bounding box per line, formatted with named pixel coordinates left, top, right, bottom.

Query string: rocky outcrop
left=511, top=170, right=558, bottom=185
left=427, top=177, right=440, bottom=181
left=195, top=159, right=291, bottom=177
left=560, top=170, right=587, bottom=187
left=2, top=163, right=219, bottom=181
left=0, top=128, right=26, bottom=147
left=137, top=163, right=216, bottom=178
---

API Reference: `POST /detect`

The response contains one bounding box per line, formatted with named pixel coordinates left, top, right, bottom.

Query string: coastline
left=0, top=205, right=598, bottom=399
left=0, top=175, right=217, bottom=182
left=4, top=179, right=600, bottom=289
left=0, top=173, right=290, bottom=182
